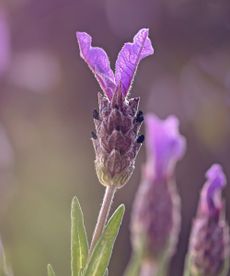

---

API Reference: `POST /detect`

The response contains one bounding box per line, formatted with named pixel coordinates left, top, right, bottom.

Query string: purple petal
left=115, top=28, right=154, bottom=96
left=76, top=32, right=116, bottom=99
left=145, top=114, right=186, bottom=178
left=201, top=164, right=226, bottom=214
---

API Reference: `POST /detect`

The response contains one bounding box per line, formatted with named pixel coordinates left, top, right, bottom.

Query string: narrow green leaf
left=83, top=204, right=125, bottom=276
left=47, top=264, right=56, bottom=276
left=71, top=196, right=89, bottom=276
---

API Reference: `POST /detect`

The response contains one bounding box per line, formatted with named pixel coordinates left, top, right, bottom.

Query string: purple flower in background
left=0, top=9, right=10, bottom=76
left=76, top=29, right=154, bottom=187
left=77, top=28, right=154, bottom=99
left=129, top=114, right=186, bottom=275
left=185, top=164, right=230, bottom=276
left=144, top=114, right=186, bottom=180
left=200, top=164, right=226, bottom=216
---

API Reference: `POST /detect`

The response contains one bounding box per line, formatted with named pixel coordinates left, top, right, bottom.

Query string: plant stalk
left=89, top=186, right=117, bottom=254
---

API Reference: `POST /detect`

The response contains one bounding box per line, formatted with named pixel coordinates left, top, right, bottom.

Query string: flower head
left=185, top=164, right=230, bottom=276
left=76, top=29, right=154, bottom=187
left=145, top=114, right=186, bottom=180
left=130, top=114, right=186, bottom=268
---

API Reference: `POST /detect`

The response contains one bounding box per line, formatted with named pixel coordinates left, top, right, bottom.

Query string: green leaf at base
left=83, top=204, right=125, bottom=276
left=71, top=197, right=89, bottom=276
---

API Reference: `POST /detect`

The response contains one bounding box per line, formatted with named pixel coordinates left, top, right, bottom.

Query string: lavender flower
left=130, top=114, right=186, bottom=274
left=185, top=164, right=230, bottom=276
left=144, top=114, right=186, bottom=180
left=76, top=29, right=154, bottom=187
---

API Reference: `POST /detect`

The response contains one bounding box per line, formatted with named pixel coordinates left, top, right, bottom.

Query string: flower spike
left=129, top=114, right=186, bottom=275
left=77, top=30, right=154, bottom=187
left=185, top=164, right=230, bottom=276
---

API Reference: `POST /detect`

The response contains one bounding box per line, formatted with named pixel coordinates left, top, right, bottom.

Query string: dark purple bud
left=136, top=135, right=145, bottom=144
left=135, top=111, right=144, bottom=123
left=91, top=131, right=97, bottom=140
left=130, top=114, right=186, bottom=267
left=92, top=109, right=99, bottom=120
left=185, top=164, right=230, bottom=276
left=93, top=90, right=145, bottom=187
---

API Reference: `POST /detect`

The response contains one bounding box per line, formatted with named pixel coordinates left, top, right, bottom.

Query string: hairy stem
left=89, top=186, right=117, bottom=254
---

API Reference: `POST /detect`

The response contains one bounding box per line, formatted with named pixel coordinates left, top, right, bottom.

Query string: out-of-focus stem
left=140, top=256, right=169, bottom=276
left=89, top=186, right=116, bottom=254
left=124, top=249, right=143, bottom=276
left=140, top=260, right=158, bottom=276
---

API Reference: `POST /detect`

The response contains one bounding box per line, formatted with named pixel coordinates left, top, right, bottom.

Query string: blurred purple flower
left=76, top=28, right=154, bottom=99
left=130, top=114, right=186, bottom=274
left=0, top=9, right=10, bottom=76
left=9, top=50, right=61, bottom=94
left=145, top=114, right=186, bottom=180
left=185, top=164, right=230, bottom=276
left=200, top=164, right=226, bottom=216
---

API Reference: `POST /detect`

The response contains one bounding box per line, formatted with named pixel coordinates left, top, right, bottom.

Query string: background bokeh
left=0, top=0, right=230, bottom=275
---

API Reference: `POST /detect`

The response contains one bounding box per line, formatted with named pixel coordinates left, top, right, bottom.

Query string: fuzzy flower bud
left=131, top=115, right=186, bottom=266
left=77, top=29, right=154, bottom=187
left=185, top=164, right=230, bottom=276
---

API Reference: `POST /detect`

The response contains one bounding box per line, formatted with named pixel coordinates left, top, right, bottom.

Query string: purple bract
left=186, top=164, right=229, bottom=275
left=76, top=29, right=154, bottom=99
left=200, top=164, right=226, bottom=215
left=145, top=114, right=186, bottom=179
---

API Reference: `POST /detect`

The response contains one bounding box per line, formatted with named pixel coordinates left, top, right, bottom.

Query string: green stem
left=89, top=186, right=116, bottom=254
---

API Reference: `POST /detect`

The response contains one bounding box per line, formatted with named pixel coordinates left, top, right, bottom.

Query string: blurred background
left=0, top=0, right=230, bottom=275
